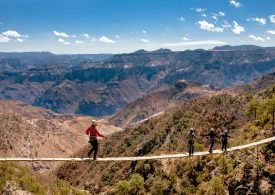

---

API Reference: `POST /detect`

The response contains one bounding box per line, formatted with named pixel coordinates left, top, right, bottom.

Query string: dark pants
left=209, top=138, right=215, bottom=153
left=222, top=140, right=228, bottom=151
left=188, top=140, right=194, bottom=155
left=88, top=139, right=98, bottom=160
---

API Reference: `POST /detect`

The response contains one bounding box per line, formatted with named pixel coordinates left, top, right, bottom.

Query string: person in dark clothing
left=203, top=128, right=218, bottom=153
left=85, top=120, right=106, bottom=160
left=220, top=129, right=231, bottom=151
left=187, top=128, right=198, bottom=155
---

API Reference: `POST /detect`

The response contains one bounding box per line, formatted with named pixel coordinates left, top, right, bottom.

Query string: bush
left=129, top=173, right=145, bottom=194
left=115, top=173, right=145, bottom=195
left=209, top=176, right=224, bottom=195
left=116, top=180, right=131, bottom=194
left=150, top=176, right=169, bottom=195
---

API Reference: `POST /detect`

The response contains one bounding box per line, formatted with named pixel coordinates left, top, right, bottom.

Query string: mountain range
left=0, top=46, right=275, bottom=194
left=1, top=45, right=275, bottom=117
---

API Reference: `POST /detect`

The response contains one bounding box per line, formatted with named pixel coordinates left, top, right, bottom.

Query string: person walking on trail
left=187, top=128, right=198, bottom=156
left=220, top=129, right=231, bottom=152
left=85, top=120, right=106, bottom=160
left=203, top=128, right=218, bottom=153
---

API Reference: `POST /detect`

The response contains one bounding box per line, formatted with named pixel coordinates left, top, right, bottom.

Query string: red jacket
left=85, top=125, right=105, bottom=137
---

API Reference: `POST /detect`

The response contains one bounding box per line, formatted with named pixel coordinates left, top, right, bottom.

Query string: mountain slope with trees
left=56, top=73, right=275, bottom=194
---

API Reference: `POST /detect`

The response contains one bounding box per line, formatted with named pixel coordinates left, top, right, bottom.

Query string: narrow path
left=1, top=136, right=274, bottom=162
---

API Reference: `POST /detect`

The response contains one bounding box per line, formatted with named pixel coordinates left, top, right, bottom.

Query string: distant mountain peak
left=134, top=49, right=148, bottom=54
left=211, top=45, right=263, bottom=51
left=152, top=48, right=172, bottom=53
left=134, top=48, right=172, bottom=54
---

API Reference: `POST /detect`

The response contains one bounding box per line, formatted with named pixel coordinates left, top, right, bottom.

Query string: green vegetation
left=115, top=173, right=145, bottom=195
left=0, top=162, right=83, bottom=195
left=57, top=83, right=275, bottom=194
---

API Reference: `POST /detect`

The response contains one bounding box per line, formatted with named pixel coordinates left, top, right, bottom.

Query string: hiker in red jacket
left=85, top=120, right=106, bottom=160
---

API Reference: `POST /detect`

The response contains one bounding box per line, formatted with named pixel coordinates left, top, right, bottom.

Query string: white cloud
left=212, top=11, right=226, bottom=20
left=266, top=36, right=271, bottom=40
left=140, top=39, right=150, bottom=43
left=71, top=35, right=77, bottom=38
left=0, top=34, right=10, bottom=43
left=115, top=35, right=120, bottom=38
left=2, top=30, right=26, bottom=38
left=1, top=30, right=28, bottom=42
left=99, top=36, right=116, bottom=43
left=142, top=30, right=147, bottom=34
left=198, top=20, right=224, bottom=32
left=229, top=0, right=242, bottom=8
left=218, top=11, right=225, bottom=16
left=158, top=40, right=226, bottom=47
left=247, top=17, right=266, bottom=25
left=222, top=21, right=231, bottom=29
left=269, top=15, right=275, bottom=23
left=201, top=13, right=207, bottom=17
left=58, top=38, right=70, bottom=45
left=191, top=8, right=207, bottom=12
left=182, top=37, right=189, bottom=41
left=248, top=35, right=265, bottom=41
left=75, top=40, right=84, bottom=44
left=83, top=33, right=90, bottom=38
left=179, top=16, right=185, bottom=22
left=16, top=38, right=24, bottom=42
left=267, top=30, right=275, bottom=35
left=232, top=21, right=245, bottom=34
left=53, top=30, right=69, bottom=38
left=212, top=16, right=218, bottom=21
left=91, top=37, right=96, bottom=42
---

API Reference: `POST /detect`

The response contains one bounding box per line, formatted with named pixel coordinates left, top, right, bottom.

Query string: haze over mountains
left=0, top=45, right=275, bottom=117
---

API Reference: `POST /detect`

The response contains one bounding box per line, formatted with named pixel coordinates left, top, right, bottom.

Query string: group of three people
left=188, top=127, right=231, bottom=155
left=85, top=120, right=231, bottom=160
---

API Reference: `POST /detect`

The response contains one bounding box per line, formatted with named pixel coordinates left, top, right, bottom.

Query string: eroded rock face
left=1, top=48, right=275, bottom=116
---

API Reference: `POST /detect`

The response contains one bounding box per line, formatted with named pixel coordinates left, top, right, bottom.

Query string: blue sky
left=0, top=0, right=274, bottom=54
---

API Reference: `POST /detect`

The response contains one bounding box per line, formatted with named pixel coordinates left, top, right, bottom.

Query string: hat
left=224, top=129, right=228, bottom=133
left=210, top=128, right=215, bottom=131
left=91, top=120, right=97, bottom=125
left=190, top=128, right=194, bottom=132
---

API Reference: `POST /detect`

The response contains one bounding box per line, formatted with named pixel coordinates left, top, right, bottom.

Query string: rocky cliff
left=1, top=47, right=275, bottom=117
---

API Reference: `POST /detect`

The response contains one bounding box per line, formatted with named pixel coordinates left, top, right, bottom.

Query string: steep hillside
left=1, top=47, right=275, bottom=117
left=56, top=75, right=275, bottom=194
left=0, top=162, right=85, bottom=194
left=0, top=100, right=121, bottom=172
left=110, top=80, right=216, bottom=128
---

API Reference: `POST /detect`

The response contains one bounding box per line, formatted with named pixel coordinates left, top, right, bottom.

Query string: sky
left=0, top=0, right=274, bottom=54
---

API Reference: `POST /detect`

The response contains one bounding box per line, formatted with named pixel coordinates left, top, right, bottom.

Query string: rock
left=206, top=160, right=216, bottom=171
left=234, top=185, right=248, bottom=194
left=210, top=167, right=219, bottom=176
left=84, top=181, right=91, bottom=189
left=175, top=80, right=188, bottom=90
left=2, top=181, right=31, bottom=195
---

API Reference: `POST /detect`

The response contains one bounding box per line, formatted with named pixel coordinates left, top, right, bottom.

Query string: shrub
left=209, top=176, right=224, bottom=195
left=150, top=176, right=169, bottom=195
left=115, top=174, right=145, bottom=195
left=128, top=173, right=145, bottom=194
left=115, top=180, right=131, bottom=194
